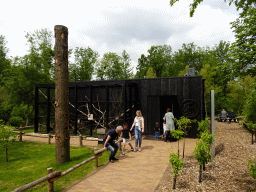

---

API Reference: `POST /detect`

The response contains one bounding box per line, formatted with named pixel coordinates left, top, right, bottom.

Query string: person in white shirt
left=130, top=110, right=144, bottom=152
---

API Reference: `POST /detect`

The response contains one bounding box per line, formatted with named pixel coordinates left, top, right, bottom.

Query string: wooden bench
left=217, top=117, right=239, bottom=122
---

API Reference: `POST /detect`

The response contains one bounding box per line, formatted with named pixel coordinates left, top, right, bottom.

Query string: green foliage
left=200, top=131, right=214, bottom=146
left=146, top=67, right=157, bottom=78
left=243, top=82, right=256, bottom=124
left=69, top=47, right=99, bottom=81
left=174, top=116, right=193, bottom=134
left=170, top=0, right=255, bottom=17
left=230, top=8, right=256, bottom=77
left=194, top=139, right=212, bottom=166
left=247, top=159, right=256, bottom=179
left=0, top=121, right=16, bottom=162
left=136, top=45, right=172, bottom=78
left=169, top=152, right=184, bottom=179
left=8, top=116, right=25, bottom=127
left=171, top=129, right=184, bottom=140
left=198, top=118, right=210, bottom=134
left=95, top=50, right=133, bottom=80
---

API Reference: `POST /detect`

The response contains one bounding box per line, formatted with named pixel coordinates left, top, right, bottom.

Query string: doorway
left=147, top=95, right=181, bottom=135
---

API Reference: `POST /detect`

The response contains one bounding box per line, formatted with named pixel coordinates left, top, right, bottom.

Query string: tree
left=69, top=47, right=99, bottom=81
left=230, top=8, right=256, bottom=77
left=171, top=129, right=184, bottom=156
left=0, top=35, right=11, bottom=84
left=54, top=25, right=70, bottom=164
left=243, top=82, right=256, bottom=124
left=194, top=138, right=212, bottom=183
left=170, top=0, right=256, bottom=17
left=95, top=51, right=133, bottom=80
left=169, top=152, right=184, bottom=189
left=136, top=54, right=149, bottom=78
left=0, top=120, right=16, bottom=162
left=120, top=50, right=133, bottom=79
left=136, top=45, right=172, bottom=78
left=146, top=67, right=157, bottom=78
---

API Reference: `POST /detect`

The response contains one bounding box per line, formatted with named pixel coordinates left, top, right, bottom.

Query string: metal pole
left=211, top=90, right=215, bottom=157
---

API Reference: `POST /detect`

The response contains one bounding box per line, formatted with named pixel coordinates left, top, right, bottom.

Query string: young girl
left=130, top=110, right=144, bottom=152
left=120, top=122, right=134, bottom=155
left=163, top=120, right=167, bottom=139
left=154, top=122, right=160, bottom=139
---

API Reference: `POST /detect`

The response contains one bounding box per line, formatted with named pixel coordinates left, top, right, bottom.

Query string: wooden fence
left=12, top=137, right=122, bottom=192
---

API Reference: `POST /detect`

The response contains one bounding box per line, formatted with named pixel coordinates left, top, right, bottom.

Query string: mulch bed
left=155, top=121, right=256, bottom=192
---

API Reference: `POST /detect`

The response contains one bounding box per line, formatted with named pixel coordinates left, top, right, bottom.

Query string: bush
left=248, top=159, right=256, bottom=179
left=243, top=83, right=256, bottom=124
left=8, top=116, right=25, bottom=127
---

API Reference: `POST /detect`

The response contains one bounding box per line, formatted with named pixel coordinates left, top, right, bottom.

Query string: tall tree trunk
left=203, top=162, right=206, bottom=171
left=54, top=25, right=70, bottom=164
left=199, top=165, right=202, bottom=183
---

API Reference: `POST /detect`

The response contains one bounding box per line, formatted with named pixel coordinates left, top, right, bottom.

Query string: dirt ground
left=155, top=121, right=256, bottom=192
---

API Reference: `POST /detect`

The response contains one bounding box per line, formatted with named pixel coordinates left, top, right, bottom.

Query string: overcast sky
left=1, top=0, right=241, bottom=73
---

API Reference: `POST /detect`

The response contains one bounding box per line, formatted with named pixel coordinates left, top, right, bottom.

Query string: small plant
left=0, top=120, right=16, bottom=162
left=247, top=159, right=256, bottom=179
left=171, top=129, right=184, bottom=156
left=175, top=116, right=196, bottom=158
left=194, top=139, right=212, bottom=183
left=169, top=152, right=184, bottom=189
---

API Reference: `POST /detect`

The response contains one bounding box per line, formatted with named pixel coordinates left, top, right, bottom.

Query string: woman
left=164, top=108, right=175, bottom=142
left=130, top=110, right=144, bottom=152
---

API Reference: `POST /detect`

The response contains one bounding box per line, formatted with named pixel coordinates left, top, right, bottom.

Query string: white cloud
left=1, top=0, right=241, bottom=71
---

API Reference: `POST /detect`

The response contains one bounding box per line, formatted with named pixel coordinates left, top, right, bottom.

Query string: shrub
left=248, top=159, right=256, bottom=179
left=8, top=116, right=25, bottom=127
left=169, top=152, right=184, bottom=189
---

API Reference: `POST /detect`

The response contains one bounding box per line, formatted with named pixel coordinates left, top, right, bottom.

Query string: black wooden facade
left=34, top=76, right=205, bottom=138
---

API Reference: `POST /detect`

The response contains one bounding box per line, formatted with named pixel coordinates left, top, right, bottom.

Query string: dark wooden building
left=34, top=76, right=205, bottom=138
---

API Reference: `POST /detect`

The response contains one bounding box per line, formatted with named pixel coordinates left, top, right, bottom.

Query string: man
left=164, top=108, right=175, bottom=142
left=103, top=126, right=123, bottom=163
left=220, top=109, right=227, bottom=122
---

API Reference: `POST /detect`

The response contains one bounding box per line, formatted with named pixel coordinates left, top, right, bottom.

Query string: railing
left=242, top=121, right=256, bottom=144
left=12, top=147, right=108, bottom=192
left=12, top=140, right=123, bottom=192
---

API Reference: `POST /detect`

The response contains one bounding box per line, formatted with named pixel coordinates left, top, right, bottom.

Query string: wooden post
left=95, top=156, right=98, bottom=168
left=55, top=25, right=70, bottom=163
left=48, top=134, right=51, bottom=144
left=47, top=168, right=54, bottom=192
left=79, top=135, right=82, bottom=147
left=19, top=131, right=22, bottom=142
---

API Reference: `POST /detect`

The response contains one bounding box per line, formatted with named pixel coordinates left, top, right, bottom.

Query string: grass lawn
left=0, top=140, right=111, bottom=192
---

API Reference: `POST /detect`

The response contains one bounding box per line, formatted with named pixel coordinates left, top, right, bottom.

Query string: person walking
left=164, top=108, right=175, bottom=142
left=120, top=122, right=134, bottom=155
left=130, top=110, right=144, bottom=152
left=103, top=126, right=123, bottom=163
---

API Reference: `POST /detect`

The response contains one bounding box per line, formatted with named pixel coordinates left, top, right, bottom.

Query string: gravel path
left=155, top=121, right=256, bottom=192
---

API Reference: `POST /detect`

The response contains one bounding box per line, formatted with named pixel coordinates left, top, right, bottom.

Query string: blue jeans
left=106, top=142, right=119, bottom=160
left=135, top=126, right=142, bottom=148
left=155, top=131, right=159, bottom=139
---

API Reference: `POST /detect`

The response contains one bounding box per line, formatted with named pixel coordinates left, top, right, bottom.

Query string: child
left=163, top=120, right=167, bottom=139
left=120, top=122, right=134, bottom=155
left=154, top=122, right=160, bottom=139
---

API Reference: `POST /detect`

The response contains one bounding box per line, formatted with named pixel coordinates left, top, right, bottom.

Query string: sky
left=1, top=0, right=241, bottom=74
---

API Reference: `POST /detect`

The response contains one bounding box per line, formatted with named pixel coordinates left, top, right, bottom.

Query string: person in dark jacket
left=103, top=126, right=123, bottom=163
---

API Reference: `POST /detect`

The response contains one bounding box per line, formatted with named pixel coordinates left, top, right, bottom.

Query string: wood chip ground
left=155, top=121, right=256, bottom=192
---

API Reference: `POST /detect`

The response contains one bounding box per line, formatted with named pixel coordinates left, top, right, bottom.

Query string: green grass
left=0, top=141, right=111, bottom=192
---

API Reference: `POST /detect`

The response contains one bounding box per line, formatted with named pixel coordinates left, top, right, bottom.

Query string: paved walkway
left=21, top=134, right=197, bottom=192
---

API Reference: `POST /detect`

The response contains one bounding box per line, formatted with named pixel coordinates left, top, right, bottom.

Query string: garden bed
left=155, top=121, right=256, bottom=192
